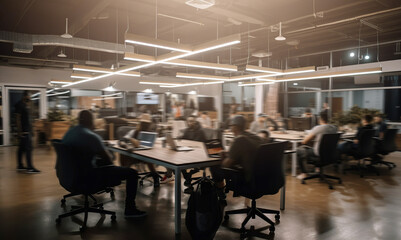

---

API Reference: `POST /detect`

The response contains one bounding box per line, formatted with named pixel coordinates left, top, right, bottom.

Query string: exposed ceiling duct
left=0, top=31, right=135, bottom=55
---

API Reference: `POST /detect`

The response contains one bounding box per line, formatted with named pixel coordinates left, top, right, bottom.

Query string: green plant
left=47, top=108, right=65, bottom=121
left=332, top=105, right=383, bottom=126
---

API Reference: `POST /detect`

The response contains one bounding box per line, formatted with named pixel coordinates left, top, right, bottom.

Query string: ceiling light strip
left=73, top=65, right=141, bottom=77
left=71, top=73, right=92, bottom=79
left=139, top=81, right=181, bottom=86
left=245, top=65, right=283, bottom=74
left=64, top=34, right=241, bottom=87
left=238, top=81, right=275, bottom=86
left=176, top=72, right=230, bottom=81
left=160, top=81, right=224, bottom=88
left=125, top=33, right=192, bottom=53
left=165, top=59, right=237, bottom=71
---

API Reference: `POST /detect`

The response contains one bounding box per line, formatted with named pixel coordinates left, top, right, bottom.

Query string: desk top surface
left=224, top=130, right=356, bottom=141
left=108, top=140, right=221, bottom=166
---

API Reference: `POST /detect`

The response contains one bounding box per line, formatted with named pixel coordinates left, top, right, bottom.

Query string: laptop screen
left=204, top=139, right=224, bottom=157
left=138, top=131, right=157, bottom=147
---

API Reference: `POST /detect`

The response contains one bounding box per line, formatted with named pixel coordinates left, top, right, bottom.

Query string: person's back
left=309, top=124, right=337, bottom=156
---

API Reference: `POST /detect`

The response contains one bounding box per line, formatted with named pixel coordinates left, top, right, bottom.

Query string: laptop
left=132, top=131, right=157, bottom=150
left=204, top=139, right=224, bottom=158
left=165, top=133, right=194, bottom=151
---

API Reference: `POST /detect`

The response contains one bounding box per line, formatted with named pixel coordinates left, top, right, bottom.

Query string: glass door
left=3, top=87, right=46, bottom=146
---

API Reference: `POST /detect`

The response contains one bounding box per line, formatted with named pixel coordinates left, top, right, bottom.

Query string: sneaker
left=296, top=173, right=308, bottom=180
left=124, top=207, right=147, bottom=218
left=17, top=166, right=28, bottom=171
left=26, top=168, right=41, bottom=174
left=160, top=175, right=174, bottom=184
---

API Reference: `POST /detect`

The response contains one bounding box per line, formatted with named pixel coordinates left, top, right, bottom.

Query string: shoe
left=26, top=168, right=41, bottom=174
left=184, top=179, right=192, bottom=187
left=296, top=173, right=308, bottom=180
left=160, top=175, right=174, bottom=184
left=124, top=207, right=147, bottom=218
left=184, top=187, right=194, bottom=194
left=17, top=166, right=27, bottom=171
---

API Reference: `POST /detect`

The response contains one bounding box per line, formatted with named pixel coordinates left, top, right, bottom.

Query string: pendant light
left=61, top=18, right=73, bottom=38
left=275, top=22, right=286, bottom=41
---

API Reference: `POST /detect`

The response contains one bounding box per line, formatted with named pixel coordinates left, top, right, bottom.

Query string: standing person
left=296, top=112, right=337, bottom=180
left=321, top=102, right=329, bottom=116
left=15, top=91, right=40, bottom=173
left=62, top=110, right=147, bottom=218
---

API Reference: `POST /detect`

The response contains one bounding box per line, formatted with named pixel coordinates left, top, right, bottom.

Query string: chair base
left=224, top=199, right=278, bottom=238
left=301, top=171, right=342, bottom=189
left=370, top=155, right=397, bottom=169
left=139, top=171, right=166, bottom=187
left=61, top=188, right=114, bottom=204
left=56, top=194, right=116, bottom=232
left=343, top=158, right=380, bottom=178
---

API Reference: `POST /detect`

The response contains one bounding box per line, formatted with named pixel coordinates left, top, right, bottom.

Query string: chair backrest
left=381, top=128, right=399, bottom=153
left=318, top=133, right=341, bottom=166
left=52, top=140, right=93, bottom=193
left=251, top=141, right=287, bottom=196
left=357, top=129, right=376, bottom=157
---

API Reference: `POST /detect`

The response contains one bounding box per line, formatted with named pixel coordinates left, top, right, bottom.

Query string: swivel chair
left=371, top=128, right=398, bottom=169
left=53, top=141, right=121, bottom=231
left=301, top=133, right=342, bottom=189
left=224, top=141, right=287, bottom=239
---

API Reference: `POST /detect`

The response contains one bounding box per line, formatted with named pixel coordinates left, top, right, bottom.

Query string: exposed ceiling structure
left=0, top=0, right=401, bottom=83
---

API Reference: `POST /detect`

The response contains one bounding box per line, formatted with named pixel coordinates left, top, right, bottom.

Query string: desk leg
left=174, top=168, right=182, bottom=235
left=280, top=185, right=286, bottom=210
left=291, top=141, right=297, bottom=177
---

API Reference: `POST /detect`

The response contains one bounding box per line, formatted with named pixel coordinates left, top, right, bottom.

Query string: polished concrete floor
left=0, top=146, right=400, bottom=240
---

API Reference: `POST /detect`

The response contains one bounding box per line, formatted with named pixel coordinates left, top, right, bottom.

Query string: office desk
left=107, top=140, right=220, bottom=235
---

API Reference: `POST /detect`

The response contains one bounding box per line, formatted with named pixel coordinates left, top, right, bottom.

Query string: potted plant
left=45, top=108, right=71, bottom=140
left=332, top=105, right=383, bottom=130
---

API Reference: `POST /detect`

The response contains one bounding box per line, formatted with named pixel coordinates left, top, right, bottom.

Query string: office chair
left=343, top=129, right=377, bottom=177
left=224, top=141, right=287, bottom=239
left=371, top=128, right=398, bottom=169
left=52, top=140, right=120, bottom=232
left=301, top=133, right=342, bottom=189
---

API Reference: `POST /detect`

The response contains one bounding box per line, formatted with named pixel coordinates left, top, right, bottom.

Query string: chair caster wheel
left=329, top=185, right=333, bottom=190
left=224, top=214, right=229, bottom=221
left=55, top=218, right=61, bottom=224
left=301, top=180, right=305, bottom=184
left=139, top=181, right=144, bottom=186
left=240, top=228, right=246, bottom=239
left=110, top=191, right=115, bottom=198
left=275, top=214, right=280, bottom=221
left=61, top=199, right=66, bottom=204
left=269, top=225, right=275, bottom=234
left=111, top=214, right=117, bottom=222
left=80, top=226, right=86, bottom=232
left=99, top=206, right=104, bottom=210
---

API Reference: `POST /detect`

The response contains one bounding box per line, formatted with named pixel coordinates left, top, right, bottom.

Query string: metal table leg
left=174, top=168, right=182, bottom=234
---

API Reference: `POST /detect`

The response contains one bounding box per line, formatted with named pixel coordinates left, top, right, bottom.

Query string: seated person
left=249, top=113, right=268, bottom=133
left=62, top=110, right=146, bottom=218
left=121, top=114, right=161, bottom=187
left=374, top=114, right=387, bottom=139
left=210, top=115, right=263, bottom=200
left=266, top=115, right=279, bottom=131
left=338, top=114, right=374, bottom=156
left=258, top=129, right=272, bottom=143
left=223, top=110, right=237, bottom=130
left=296, top=112, right=337, bottom=180
left=197, top=111, right=212, bottom=128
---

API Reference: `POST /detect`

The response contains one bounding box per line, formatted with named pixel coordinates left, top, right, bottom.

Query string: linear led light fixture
left=124, top=53, right=156, bottom=63
left=176, top=72, right=230, bottom=81
left=93, top=96, right=123, bottom=101
left=47, top=90, right=70, bottom=97
left=101, top=92, right=122, bottom=97
left=73, top=65, right=141, bottom=77
left=71, top=73, right=92, bottom=79
left=245, top=65, right=316, bottom=76
left=50, top=80, right=73, bottom=85
left=125, top=33, right=192, bottom=53
left=159, top=81, right=224, bottom=88
left=229, top=73, right=278, bottom=81
left=139, top=81, right=181, bottom=86
left=265, top=67, right=383, bottom=83
left=64, top=34, right=241, bottom=87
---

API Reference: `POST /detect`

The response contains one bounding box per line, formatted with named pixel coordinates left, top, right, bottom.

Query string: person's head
left=78, top=110, right=94, bottom=130
left=319, top=112, right=329, bottom=124
left=22, top=90, right=30, bottom=103
left=258, top=130, right=270, bottom=140
left=323, top=102, right=329, bottom=109
left=361, top=114, right=373, bottom=125
left=257, top=113, right=267, bottom=123
left=201, top=111, right=208, bottom=119
left=374, top=115, right=383, bottom=124
left=187, top=116, right=197, bottom=129
left=230, top=115, right=246, bottom=136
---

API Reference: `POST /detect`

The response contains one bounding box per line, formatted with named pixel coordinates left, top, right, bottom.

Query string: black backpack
left=185, top=179, right=223, bottom=240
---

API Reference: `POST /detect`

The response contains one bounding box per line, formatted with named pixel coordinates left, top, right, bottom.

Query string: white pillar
left=255, top=85, right=264, bottom=118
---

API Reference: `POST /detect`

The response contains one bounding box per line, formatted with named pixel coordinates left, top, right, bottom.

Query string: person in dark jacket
left=180, top=116, right=206, bottom=142
left=338, top=114, right=374, bottom=155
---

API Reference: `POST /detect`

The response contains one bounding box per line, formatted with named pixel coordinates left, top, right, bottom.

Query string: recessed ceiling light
left=349, top=52, right=355, bottom=57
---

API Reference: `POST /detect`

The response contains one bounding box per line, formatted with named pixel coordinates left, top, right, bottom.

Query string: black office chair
left=344, top=129, right=377, bottom=177
left=52, top=140, right=120, bottom=231
left=371, top=128, right=398, bottom=169
left=224, top=141, right=287, bottom=239
left=301, top=133, right=342, bottom=189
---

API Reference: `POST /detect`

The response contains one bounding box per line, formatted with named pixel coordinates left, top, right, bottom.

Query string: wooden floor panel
left=0, top=146, right=400, bottom=239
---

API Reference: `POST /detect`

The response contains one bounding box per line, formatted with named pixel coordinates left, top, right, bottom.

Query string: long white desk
left=108, top=140, right=220, bottom=236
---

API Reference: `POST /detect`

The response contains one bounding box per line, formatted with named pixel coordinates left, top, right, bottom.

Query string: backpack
left=185, top=179, right=223, bottom=240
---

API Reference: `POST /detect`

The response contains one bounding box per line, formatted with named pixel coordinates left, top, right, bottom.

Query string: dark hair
left=305, top=108, right=312, bottom=114
left=258, top=130, right=270, bottom=138
left=319, top=112, right=329, bottom=123
left=78, top=110, right=94, bottom=129
left=202, top=111, right=208, bottom=115
left=364, top=114, right=373, bottom=123
left=23, top=90, right=29, bottom=97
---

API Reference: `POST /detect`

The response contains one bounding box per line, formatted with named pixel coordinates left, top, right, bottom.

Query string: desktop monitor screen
left=137, top=93, right=159, bottom=105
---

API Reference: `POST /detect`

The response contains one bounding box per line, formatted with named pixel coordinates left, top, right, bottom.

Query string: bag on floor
left=185, top=179, right=223, bottom=240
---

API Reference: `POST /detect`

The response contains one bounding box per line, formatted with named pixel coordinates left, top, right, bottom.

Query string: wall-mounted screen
left=137, top=93, right=159, bottom=105
left=198, top=96, right=215, bottom=111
